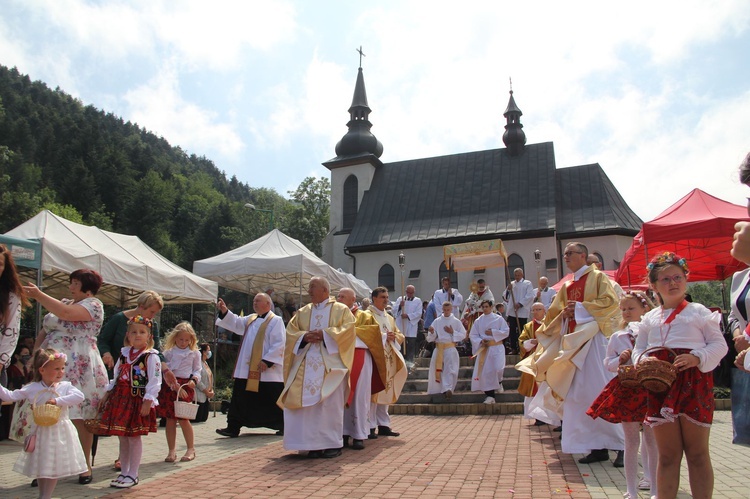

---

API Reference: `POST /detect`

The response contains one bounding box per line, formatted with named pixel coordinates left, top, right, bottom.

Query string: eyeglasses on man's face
left=563, top=250, right=583, bottom=257
left=657, top=274, right=685, bottom=286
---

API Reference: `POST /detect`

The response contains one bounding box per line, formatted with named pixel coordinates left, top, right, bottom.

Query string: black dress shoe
left=533, top=419, right=548, bottom=426
left=351, top=439, right=365, bottom=450
left=78, top=474, right=93, bottom=485
left=378, top=426, right=400, bottom=437
left=368, top=429, right=378, bottom=439
left=321, top=448, right=342, bottom=458
left=31, top=479, right=38, bottom=487
left=553, top=426, right=562, bottom=432
left=215, top=428, right=239, bottom=438
left=307, top=450, right=323, bottom=458
left=613, top=450, right=624, bottom=468
left=578, top=449, right=610, bottom=464
left=275, top=430, right=284, bottom=436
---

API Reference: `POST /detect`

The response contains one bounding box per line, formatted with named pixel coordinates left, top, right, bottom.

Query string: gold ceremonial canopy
left=443, top=239, right=509, bottom=272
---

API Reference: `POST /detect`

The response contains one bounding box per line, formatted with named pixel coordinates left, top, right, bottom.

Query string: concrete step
left=407, top=366, right=520, bottom=380
left=411, top=354, right=521, bottom=368
left=403, top=377, right=520, bottom=392
left=389, top=401, right=525, bottom=415
left=396, top=390, right=524, bottom=405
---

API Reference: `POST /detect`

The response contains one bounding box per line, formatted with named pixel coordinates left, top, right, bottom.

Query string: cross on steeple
left=357, top=46, right=366, bottom=68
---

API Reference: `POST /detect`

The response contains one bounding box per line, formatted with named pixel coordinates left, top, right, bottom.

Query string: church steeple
left=333, top=48, right=383, bottom=159
left=502, top=81, right=526, bottom=157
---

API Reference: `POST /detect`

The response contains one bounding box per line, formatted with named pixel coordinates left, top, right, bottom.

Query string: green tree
left=281, top=177, right=330, bottom=256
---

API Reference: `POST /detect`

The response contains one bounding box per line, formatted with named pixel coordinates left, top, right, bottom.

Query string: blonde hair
left=618, top=291, right=654, bottom=329
left=163, top=321, right=199, bottom=351
left=31, top=348, right=64, bottom=382
left=124, top=321, right=155, bottom=350
left=137, top=290, right=164, bottom=310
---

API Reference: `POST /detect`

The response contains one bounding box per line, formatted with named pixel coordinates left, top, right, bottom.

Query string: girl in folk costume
left=517, top=302, right=546, bottom=421
left=98, top=316, right=161, bottom=489
left=0, top=349, right=88, bottom=499
left=157, top=321, right=201, bottom=463
left=587, top=292, right=658, bottom=499
left=633, top=253, right=727, bottom=499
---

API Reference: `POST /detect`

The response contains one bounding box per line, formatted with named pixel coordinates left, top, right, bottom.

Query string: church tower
left=323, top=50, right=383, bottom=271
left=502, top=86, right=526, bottom=156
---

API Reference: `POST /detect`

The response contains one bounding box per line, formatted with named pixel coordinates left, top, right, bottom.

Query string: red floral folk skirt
left=644, top=348, right=715, bottom=427
left=156, top=377, right=195, bottom=420
left=98, top=381, right=157, bottom=436
left=587, top=375, right=649, bottom=423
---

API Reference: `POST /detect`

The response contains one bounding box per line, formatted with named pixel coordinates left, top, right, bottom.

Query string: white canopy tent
left=193, top=229, right=371, bottom=301
left=4, top=210, right=218, bottom=306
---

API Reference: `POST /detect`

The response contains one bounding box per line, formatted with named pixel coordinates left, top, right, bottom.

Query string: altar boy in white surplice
left=469, top=300, right=509, bottom=404
left=426, top=302, right=465, bottom=399
left=277, top=277, right=355, bottom=459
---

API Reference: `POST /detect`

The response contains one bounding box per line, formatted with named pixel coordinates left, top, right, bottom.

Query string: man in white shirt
left=215, top=293, right=286, bottom=437
left=432, top=277, right=463, bottom=318
left=394, top=285, right=422, bottom=362
left=503, top=268, right=535, bottom=354
left=533, top=276, right=556, bottom=311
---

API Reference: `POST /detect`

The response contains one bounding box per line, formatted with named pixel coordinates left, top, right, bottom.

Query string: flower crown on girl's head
left=41, top=352, right=67, bottom=368
left=646, top=252, right=689, bottom=274
left=128, top=315, right=153, bottom=330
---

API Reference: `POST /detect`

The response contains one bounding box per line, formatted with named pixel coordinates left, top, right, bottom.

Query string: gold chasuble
left=243, top=313, right=275, bottom=392
left=354, top=309, right=407, bottom=404
left=516, top=266, right=620, bottom=401
left=278, top=298, right=356, bottom=410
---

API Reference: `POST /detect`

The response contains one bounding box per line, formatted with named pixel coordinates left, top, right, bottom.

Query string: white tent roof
left=193, top=229, right=371, bottom=300
left=5, top=210, right=218, bottom=306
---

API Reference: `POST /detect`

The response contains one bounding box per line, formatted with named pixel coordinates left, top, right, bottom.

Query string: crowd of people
left=2, top=153, right=750, bottom=498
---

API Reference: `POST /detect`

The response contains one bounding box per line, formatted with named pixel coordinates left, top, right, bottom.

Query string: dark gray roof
left=555, top=163, right=642, bottom=237
left=345, top=142, right=559, bottom=251
left=344, top=142, right=642, bottom=252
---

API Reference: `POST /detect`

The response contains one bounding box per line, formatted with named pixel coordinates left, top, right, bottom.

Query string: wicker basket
left=617, top=365, right=640, bottom=388
left=32, top=390, right=61, bottom=427
left=174, top=384, right=199, bottom=420
left=83, top=417, right=107, bottom=436
left=636, top=346, right=678, bottom=393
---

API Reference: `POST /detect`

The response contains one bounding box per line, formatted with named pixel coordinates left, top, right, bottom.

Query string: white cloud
left=123, top=64, right=244, bottom=160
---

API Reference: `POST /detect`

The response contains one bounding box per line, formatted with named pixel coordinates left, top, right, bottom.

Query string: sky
left=1, top=0, right=749, bottom=221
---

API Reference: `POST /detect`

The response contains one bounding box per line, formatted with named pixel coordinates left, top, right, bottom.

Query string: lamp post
left=534, top=248, right=541, bottom=281
left=244, top=203, right=274, bottom=233
left=398, top=251, right=406, bottom=355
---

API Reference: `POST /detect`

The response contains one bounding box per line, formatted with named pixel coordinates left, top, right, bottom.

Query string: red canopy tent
left=615, top=189, right=750, bottom=287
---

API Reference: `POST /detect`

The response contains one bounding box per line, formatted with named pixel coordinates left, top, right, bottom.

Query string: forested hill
left=0, top=65, right=329, bottom=268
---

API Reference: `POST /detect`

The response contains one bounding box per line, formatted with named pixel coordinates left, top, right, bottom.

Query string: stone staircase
left=389, top=354, right=525, bottom=415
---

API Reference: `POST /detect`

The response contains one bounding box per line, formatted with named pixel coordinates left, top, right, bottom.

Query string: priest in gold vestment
left=518, top=242, right=624, bottom=462
left=278, top=277, right=355, bottom=458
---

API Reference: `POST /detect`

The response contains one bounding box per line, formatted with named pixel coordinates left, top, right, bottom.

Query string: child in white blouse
left=633, top=252, right=727, bottom=499
left=156, top=322, right=202, bottom=463
left=0, top=349, right=87, bottom=499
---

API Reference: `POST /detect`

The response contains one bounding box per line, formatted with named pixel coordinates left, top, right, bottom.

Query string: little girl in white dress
left=0, top=348, right=87, bottom=499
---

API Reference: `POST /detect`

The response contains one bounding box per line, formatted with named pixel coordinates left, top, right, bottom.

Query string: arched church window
left=438, top=261, right=458, bottom=290
left=505, top=254, right=525, bottom=288
left=378, top=264, right=395, bottom=291
left=343, top=175, right=358, bottom=230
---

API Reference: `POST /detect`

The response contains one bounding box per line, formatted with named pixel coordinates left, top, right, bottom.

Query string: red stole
left=565, top=272, right=589, bottom=333
left=346, top=348, right=386, bottom=406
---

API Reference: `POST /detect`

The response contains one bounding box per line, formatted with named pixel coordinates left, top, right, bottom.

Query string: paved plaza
left=1, top=410, right=748, bottom=498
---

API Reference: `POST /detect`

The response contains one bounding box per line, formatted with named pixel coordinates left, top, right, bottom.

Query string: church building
left=322, top=65, right=642, bottom=295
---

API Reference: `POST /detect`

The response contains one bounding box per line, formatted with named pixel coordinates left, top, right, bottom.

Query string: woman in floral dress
left=26, top=269, right=109, bottom=484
